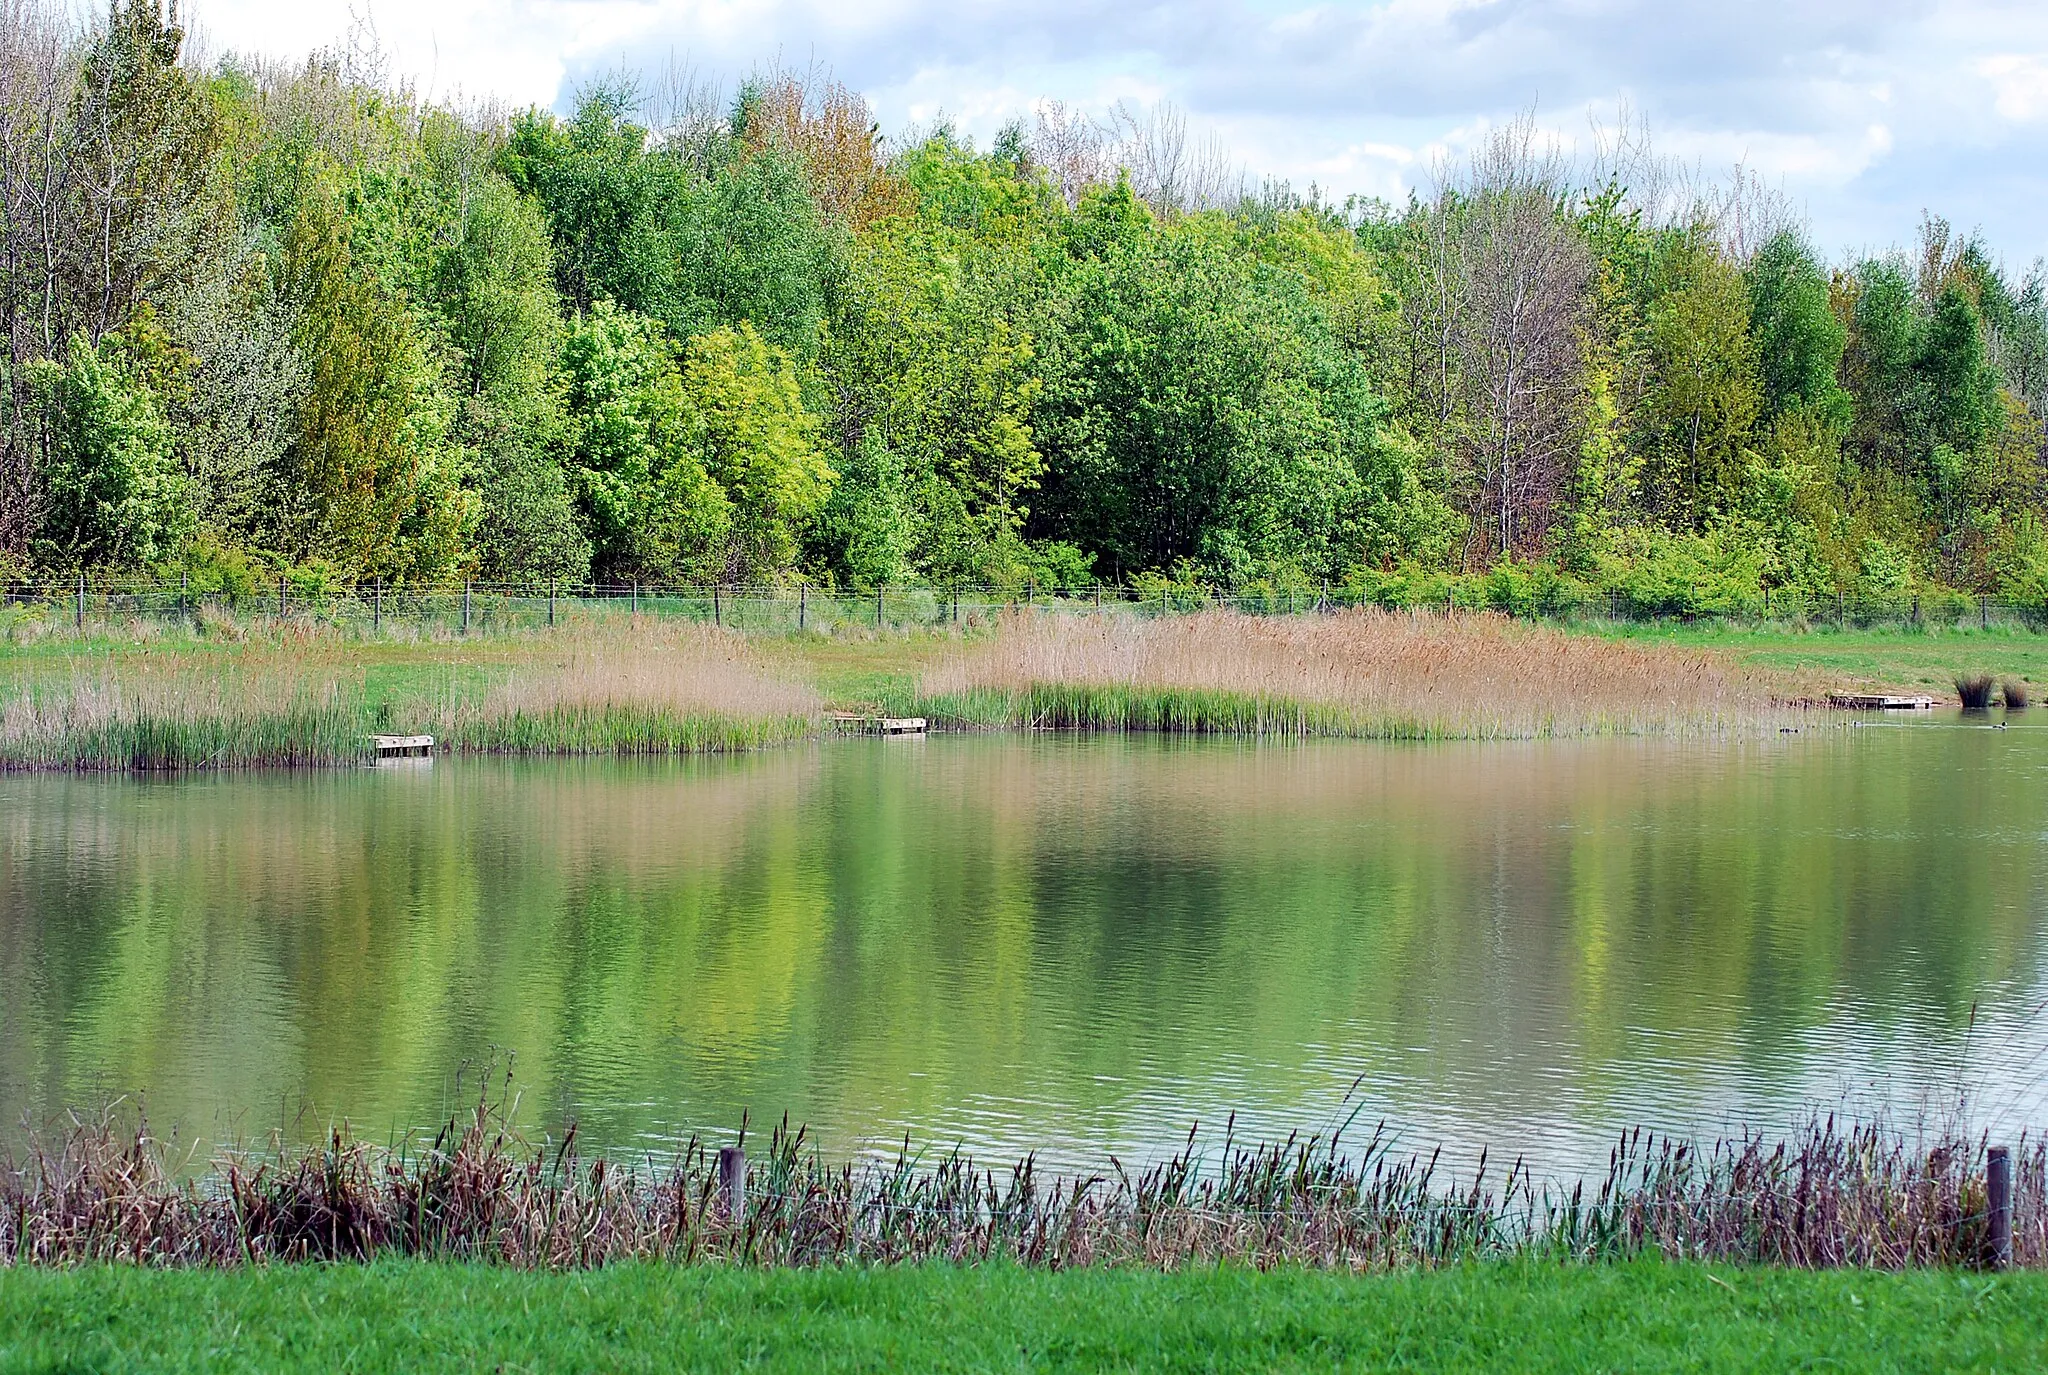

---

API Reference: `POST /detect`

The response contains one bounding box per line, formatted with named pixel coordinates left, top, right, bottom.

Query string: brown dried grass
left=921, top=609, right=1793, bottom=738
left=0, top=621, right=820, bottom=768
left=1, top=1096, right=2035, bottom=1271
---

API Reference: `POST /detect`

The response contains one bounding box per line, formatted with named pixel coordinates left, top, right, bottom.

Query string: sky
left=183, top=0, right=2048, bottom=266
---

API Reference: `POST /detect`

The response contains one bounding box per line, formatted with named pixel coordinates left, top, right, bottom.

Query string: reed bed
left=920, top=609, right=1793, bottom=739
left=0, top=623, right=817, bottom=769
left=1, top=1098, right=2034, bottom=1272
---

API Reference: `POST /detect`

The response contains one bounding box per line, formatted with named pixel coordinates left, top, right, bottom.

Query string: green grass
left=921, top=683, right=1434, bottom=738
left=0, top=1259, right=2039, bottom=1373
left=1595, top=620, right=2048, bottom=695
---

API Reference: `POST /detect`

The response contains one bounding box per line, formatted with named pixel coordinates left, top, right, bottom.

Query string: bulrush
left=0, top=1096, right=2034, bottom=1271
left=0, top=622, right=817, bottom=770
left=920, top=608, right=1795, bottom=739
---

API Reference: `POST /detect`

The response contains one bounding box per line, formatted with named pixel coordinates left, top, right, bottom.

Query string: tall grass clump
left=0, top=622, right=818, bottom=769
left=1958, top=674, right=1996, bottom=710
left=2003, top=679, right=2030, bottom=710
left=424, top=625, right=817, bottom=756
left=0, top=1096, right=2035, bottom=1271
left=920, top=609, right=1794, bottom=739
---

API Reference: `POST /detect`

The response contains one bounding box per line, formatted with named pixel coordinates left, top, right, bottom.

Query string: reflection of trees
left=0, top=731, right=2040, bottom=1166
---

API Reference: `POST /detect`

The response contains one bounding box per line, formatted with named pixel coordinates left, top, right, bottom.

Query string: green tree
left=29, top=317, right=193, bottom=567
left=1638, top=229, right=1761, bottom=525
left=1747, top=231, right=1851, bottom=432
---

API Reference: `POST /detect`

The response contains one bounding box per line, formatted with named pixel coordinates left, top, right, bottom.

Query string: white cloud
left=1981, top=55, right=2048, bottom=123
left=180, top=0, right=2048, bottom=261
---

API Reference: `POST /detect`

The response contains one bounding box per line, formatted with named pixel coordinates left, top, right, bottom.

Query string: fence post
left=718, top=1145, right=746, bottom=1226
left=1837, top=589, right=1845, bottom=628
left=1912, top=594, right=1920, bottom=625
left=876, top=583, right=884, bottom=628
left=632, top=581, right=639, bottom=616
left=75, top=571, right=84, bottom=630
left=1983, top=595, right=1990, bottom=630
left=799, top=581, right=807, bottom=632
left=374, top=577, right=382, bottom=632
left=712, top=584, right=721, bottom=627
left=953, top=586, right=960, bottom=624
left=549, top=578, right=557, bottom=627
left=181, top=571, right=189, bottom=615
left=1988, top=1145, right=2012, bottom=1270
left=462, top=579, right=472, bottom=632
left=279, top=574, right=287, bottom=620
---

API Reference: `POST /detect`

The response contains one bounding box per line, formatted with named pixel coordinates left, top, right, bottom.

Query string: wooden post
left=462, top=580, right=471, bottom=632
left=1988, top=1145, right=2012, bottom=1270
left=713, top=584, right=721, bottom=627
left=717, top=1145, right=746, bottom=1225
left=374, top=577, right=382, bottom=632
left=75, top=571, right=84, bottom=630
left=632, top=581, right=638, bottom=615
left=181, top=571, right=189, bottom=614
left=1983, top=595, right=1990, bottom=630
left=876, top=583, right=884, bottom=628
left=1094, top=585, right=1101, bottom=610
left=279, top=574, right=287, bottom=619
left=953, top=586, right=960, bottom=624
left=548, top=578, right=556, bottom=627
left=1837, top=589, right=1845, bottom=628
left=798, top=581, right=807, bottom=631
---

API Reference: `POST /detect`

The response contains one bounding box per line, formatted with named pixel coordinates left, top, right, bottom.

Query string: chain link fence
left=5, top=576, right=2047, bottom=634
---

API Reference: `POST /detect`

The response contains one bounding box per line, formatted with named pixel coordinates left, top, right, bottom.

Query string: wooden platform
left=829, top=714, right=928, bottom=736
left=369, top=733, right=435, bottom=757
left=1826, top=693, right=1937, bottom=711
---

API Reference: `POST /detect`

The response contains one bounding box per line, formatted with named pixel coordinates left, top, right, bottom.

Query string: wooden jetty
left=369, top=733, right=435, bottom=757
left=829, top=713, right=928, bottom=736
left=1825, top=692, right=1937, bottom=711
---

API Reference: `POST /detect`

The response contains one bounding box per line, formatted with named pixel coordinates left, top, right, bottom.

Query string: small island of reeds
left=919, top=608, right=1798, bottom=739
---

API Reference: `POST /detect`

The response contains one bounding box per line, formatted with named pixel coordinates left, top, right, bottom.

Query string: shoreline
left=0, top=609, right=1884, bottom=772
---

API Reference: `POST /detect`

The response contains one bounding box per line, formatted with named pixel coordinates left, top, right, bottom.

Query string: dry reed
left=2003, top=679, right=2030, bottom=710
left=1, top=1095, right=2034, bottom=1271
left=920, top=609, right=1792, bottom=738
left=0, top=622, right=819, bottom=769
left=1958, top=674, right=1996, bottom=710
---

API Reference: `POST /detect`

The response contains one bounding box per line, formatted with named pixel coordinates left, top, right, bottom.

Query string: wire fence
left=5, top=575, right=2048, bottom=634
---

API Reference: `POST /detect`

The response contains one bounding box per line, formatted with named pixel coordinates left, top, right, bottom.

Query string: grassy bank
left=0, top=621, right=817, bottom=769
left=7, top=607, right=2045, bottom=767
left=1603, top=619, right=2048, bottom=697
left=918, top=609, right=1797, bottom=738
left=6, top=1098, right=2038, bottom=1271
left=4, top=1259, right=2042, bottom=1373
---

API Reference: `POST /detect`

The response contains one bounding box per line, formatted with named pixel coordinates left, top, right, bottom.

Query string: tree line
left=3, top=1, right=2045, bottom=607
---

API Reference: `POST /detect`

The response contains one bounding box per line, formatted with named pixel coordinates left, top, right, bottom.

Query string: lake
left=3, top=721, right=2044, bottom=1178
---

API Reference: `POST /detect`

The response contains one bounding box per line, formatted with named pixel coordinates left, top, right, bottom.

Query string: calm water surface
left=3, top=723, right=2046, bottom=1177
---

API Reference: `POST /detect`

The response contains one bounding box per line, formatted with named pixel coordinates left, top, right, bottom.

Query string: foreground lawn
left=1, top=1260, right=2041, bottom=1373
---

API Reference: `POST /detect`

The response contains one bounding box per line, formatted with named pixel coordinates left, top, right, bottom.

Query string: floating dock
left=369, top=733, right=435, bottom=757
left=829, top=714, right=927, bottom=736
left=1826, top=693, right=1937, bottom=711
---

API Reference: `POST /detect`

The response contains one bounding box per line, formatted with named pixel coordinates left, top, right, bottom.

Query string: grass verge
left=1, top=1259, right=2041, bottom=1373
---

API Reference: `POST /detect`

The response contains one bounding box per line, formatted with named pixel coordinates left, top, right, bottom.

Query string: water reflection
left=2, top=723, right=2045, bottom=1177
